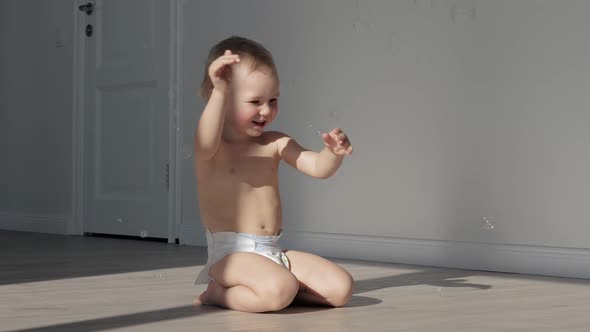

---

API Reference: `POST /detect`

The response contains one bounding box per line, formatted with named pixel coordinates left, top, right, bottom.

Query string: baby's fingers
left=212, top=56, right=240, bottom=71
left=219, top=50, right=240, bottom=63
left=220, top=54, right=241, bottom=64
left=337, top=133, right=349, bottom=144
left=210, top=52, right=240, bottom=70
left=210, top=62, right=239, bottom=83
left=322, top=133, right=336, bottom=146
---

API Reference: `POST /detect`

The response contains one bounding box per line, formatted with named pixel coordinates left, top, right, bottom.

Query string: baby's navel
left=228, top=167, right=236, bottom=175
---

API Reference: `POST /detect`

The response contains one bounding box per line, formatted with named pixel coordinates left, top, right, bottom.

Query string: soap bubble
left=436, top=287, right=444, bottom=296
left=451, top=4, right=476, bottom=23
left=139, top=230, right=149, bottom=238
left=306, top=122, right=323, bottom=136
left=182, top=144, right=193, bottom=159
left=116, top=217, right=123, bottom=223
left=154, top=272, right=165, bottom=280
left=482, top=217, right=495, bottom=230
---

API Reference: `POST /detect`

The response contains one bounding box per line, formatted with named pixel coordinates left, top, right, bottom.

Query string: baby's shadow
left=275, top=294, right=382, bottom=314
left=353, top=268, right=492, bottom=295
left=274, top=268, right=492, bottom=313
left=344, top=294, right=383, bottom=307
left=277, top=268, right=490, bottom=313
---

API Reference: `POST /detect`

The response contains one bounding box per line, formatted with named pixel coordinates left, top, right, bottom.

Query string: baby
left=193, top=36, right=354, bottom=313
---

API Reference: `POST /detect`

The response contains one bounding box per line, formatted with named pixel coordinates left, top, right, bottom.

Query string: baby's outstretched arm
left=194, top=50, right=240, bottom=160
left=272, top=128, right=353, bottom=179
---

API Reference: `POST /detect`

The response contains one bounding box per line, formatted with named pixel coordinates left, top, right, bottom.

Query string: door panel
left=82, top=0, right=171, bottom=238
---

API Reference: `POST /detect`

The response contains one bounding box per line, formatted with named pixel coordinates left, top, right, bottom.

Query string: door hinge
left=165, top=163, right=170, bottom=192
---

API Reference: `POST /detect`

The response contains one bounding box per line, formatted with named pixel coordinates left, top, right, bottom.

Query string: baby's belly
left=199, top=186, right=282, bottom=236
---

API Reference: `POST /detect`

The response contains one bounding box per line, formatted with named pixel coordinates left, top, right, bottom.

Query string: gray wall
left=0, top=1, right=74, bottom=223
left=2, top=1, right=589, bottom=276
left=180, top=0, right=590, bottom=250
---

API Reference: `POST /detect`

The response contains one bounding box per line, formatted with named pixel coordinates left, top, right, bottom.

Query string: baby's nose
left=260, top=104, right=271, bottom=115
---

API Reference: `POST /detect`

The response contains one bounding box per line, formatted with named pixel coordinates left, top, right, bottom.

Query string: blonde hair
left=199, top=36, right=277, bottom=100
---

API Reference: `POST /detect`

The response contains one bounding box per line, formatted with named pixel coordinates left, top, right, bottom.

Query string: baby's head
left=200, top=36, right=280, bottom=139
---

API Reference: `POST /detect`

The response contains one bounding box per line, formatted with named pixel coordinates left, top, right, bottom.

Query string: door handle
left=78, top=3, right=94, bottom=15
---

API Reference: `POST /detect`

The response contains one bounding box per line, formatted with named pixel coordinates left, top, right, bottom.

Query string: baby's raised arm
left=271, top=128, right=353, bottom=179
left=194, top=50, right=240, bottom=160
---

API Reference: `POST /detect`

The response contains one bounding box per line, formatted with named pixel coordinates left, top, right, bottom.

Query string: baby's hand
left=322, top=128, right=353, bottom=156
left=208, top=50, right=240, bottom=93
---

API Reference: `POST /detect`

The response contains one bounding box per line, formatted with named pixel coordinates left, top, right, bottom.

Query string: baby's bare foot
left=193, top=281, right=216, bottom=305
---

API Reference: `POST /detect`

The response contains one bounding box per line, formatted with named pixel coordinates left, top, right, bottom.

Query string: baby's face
left=226, top=59, right=280, bottom=138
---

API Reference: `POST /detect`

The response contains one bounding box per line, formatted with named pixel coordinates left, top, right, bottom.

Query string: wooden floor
left=2, top=230, right=590, bottom=332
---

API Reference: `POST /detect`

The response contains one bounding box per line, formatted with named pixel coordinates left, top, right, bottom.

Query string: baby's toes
left=193, top=281, right=216, bottom=305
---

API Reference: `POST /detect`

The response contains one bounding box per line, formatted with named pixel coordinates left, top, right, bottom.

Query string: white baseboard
left=282, top=231, right=590, bottom=280
left=0, top=212, right=69, bottom=235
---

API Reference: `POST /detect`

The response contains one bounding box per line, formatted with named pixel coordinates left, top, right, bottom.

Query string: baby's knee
left=329, top=272, right=354, bottom=307
left=258, top=274, right=299, bottom=311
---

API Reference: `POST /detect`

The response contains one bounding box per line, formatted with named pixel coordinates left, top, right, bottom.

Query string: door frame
left=70, top=0, right=183, bottom=244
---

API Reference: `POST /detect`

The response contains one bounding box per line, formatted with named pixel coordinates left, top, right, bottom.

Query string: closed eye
left=248, top=99, right=278, bottom=105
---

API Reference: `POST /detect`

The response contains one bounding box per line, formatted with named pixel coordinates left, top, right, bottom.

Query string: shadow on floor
left=6, top=304, right=218, bottom=332
left=353, top=269, right=492, bottom=294
left=272, top=294, right=383, bottom=315
left=0, top=230, right=206, bottom=285
left=6, top=297, right=382, bottom=332
left=345, top=258, right=590, bottom=290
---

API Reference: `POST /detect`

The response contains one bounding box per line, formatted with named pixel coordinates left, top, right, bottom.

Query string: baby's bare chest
left=198, top=141, right=280, bottom=189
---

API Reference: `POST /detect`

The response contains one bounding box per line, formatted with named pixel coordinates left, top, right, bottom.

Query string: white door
left=80, top=0, right=172, bottom=238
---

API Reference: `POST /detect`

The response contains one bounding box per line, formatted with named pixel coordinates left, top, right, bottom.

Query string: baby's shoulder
left=262, top=130, right=292, bottom=150
left=262, top=130, right=289, bottom=141
left=261, top=131, right=301, bottom=160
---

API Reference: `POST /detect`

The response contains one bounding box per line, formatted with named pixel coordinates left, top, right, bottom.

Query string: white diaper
left=194, top=229, right=291, bottom=285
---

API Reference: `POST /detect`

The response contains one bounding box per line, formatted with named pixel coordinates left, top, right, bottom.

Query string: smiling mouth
left=252, top=120, right=266, bottom=126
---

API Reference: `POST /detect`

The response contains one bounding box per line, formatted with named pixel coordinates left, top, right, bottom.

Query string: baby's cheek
left=270, top=108, right=279, bottom=120
left=237, top=108, right=256, bottom=124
